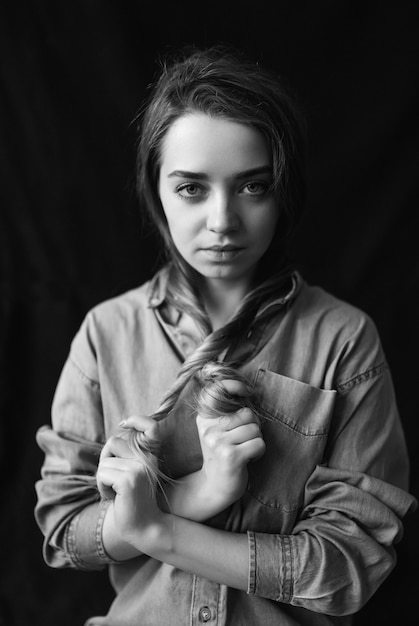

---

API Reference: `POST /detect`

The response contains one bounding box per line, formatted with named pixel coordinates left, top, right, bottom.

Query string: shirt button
left=199, top=606, right=212, bottom=622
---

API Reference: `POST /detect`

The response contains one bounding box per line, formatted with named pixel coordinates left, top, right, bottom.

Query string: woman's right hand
left=96, top=419, right=165, bottom=560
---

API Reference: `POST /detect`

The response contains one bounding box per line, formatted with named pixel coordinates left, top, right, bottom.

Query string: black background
left=1, top=1, right=418, bottom=625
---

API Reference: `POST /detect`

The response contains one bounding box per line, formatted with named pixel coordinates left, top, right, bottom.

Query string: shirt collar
left=148, top=265, right=301, bottom=308
left=254, top=270, right=302, bottom=323
left=147, top=264, right=302, bottom=331
left=147, top=266, right=170, bottom=309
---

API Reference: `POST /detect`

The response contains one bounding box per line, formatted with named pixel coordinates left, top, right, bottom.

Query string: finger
left=224, top=408, right=260, bottom=430
left=97, top=461, right=134, bottom=500
left=100, top=456, right=159, bottom=484
left=199, top=407, right=258, bottom=431
left=101, top=435, right=134, bottom=460
left=236, top=437, right=266, bottom=462
left=197, top=413, right=262, bottom=454
left=100, top=456, right=145, bottom=471
left=97, top=457, right=149, bottom=496
left=96, top=460, right=126, bottom=499
left=222, top=422, right=262, bottom=445
left=120, top=415, right=160, bottom=442
left=218, top=379, right=253, bottom=397
left=97, top=473, right=117, bottom=500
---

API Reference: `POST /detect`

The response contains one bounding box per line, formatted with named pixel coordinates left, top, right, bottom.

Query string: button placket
left=191, top=575, right=221, bottom=625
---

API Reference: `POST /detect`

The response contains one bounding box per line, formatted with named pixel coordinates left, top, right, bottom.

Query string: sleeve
left=247, top=319, right=417, bottom=615
left=34, top=314, right=118, bottom=570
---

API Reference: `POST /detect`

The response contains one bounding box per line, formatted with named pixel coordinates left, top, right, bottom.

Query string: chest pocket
left=247, top=369, right=336, bottom=512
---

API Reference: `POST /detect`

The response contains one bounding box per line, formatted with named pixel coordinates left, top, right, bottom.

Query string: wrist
left=186, top=468, right=233, bottom=515
left=200, top=464, right=248, bottom=503
left=133, top=511, right=173, bottom=559
left=160, top=471, right=213, bottom=521
left=102, top=501, right=142, bottom=561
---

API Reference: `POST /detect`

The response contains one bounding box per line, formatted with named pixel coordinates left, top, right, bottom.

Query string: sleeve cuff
left=66, top=499, right=119, bottom=569
left=247, top=531, right=294, bottom=603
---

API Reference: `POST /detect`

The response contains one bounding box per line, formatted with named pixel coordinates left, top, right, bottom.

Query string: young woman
left=35, top=46, right=416, bottom=625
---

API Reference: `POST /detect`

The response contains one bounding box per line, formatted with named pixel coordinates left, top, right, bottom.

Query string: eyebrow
left=167, top=165, right=273, bottom=180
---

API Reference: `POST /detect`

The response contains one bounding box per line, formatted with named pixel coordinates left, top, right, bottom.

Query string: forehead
left=159, top=113, right=271, bottom=174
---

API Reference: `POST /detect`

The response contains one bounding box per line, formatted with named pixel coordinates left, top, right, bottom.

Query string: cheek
left=164, top=213, right=194, bottom=250
left=159, top=197, right=180, bottom=239
left=165, top=218, right=181, bottom=245
left=255, top=209, right=279, bottom=246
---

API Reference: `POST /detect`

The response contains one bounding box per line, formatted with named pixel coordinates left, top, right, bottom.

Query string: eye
left=242, top=181, right=269, bottom=195
left=176, top=183, right=204, bottom=199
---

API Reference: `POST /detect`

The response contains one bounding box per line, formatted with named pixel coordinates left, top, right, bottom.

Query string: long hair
left=126, top=361, right=271, bottom=497
left=135, top=44, right=307, bottom=333
left=123, top=268, right=297, bottom=498
left=136, top=44, right=307, bottom=266
left=109, top=46, right=307, bottom=498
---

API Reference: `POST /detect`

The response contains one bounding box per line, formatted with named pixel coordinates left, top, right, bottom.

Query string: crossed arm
left=96, top=379, right=265, bottom=589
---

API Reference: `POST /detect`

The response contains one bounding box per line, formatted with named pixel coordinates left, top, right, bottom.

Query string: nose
left=206, top=192, right=239, bottom=233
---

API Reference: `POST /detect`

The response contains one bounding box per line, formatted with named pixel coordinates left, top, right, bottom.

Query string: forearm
left=249, top=466, right=417, bottom=614
left=102, top=498, right=249, bottom=590
left=161, top=470, right=239, bottom=521
left=97, top=438, right=251, bottom=579
left=144, top=512, right=250, bottom=591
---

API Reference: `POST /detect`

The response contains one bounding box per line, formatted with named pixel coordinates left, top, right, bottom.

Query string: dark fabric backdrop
left=1, top=1, right=418, bottom=625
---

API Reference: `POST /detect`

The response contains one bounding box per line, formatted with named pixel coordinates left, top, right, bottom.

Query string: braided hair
left=125, top=269, right=293, bottom=496
left=122, top=44, right=306, bottom=495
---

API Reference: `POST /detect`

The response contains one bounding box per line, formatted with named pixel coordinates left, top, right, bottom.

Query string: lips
left=200, top=244, right=244, bottom=261
left=203, top=245, right=243, bottom=252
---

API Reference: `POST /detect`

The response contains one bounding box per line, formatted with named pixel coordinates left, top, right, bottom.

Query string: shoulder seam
left=69, top=356, right=101, bottom=390
left=336, top=362, right=388, bottom=394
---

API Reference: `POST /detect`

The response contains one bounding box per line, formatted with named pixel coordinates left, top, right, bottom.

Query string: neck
left=198, top=277, right=253, bottom=331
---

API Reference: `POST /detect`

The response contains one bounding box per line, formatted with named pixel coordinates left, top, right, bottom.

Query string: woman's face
left=158, top=113, right=279, bottom=291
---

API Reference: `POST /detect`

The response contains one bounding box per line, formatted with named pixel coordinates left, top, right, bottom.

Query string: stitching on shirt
left=247, top=531, right=256, bottom=595
left=96, top=500, right=115, bottom=562
left=190, top=576, right=197, bottom=626
left=279, top=536, right=285, bottom=602
left=215, top=583, right=221, bottom=625
left=253, top=532, right=258, bottom=597
left=66, top=514, right=88, bottom=569
left=64, top=519, right=77, bottom=565
left=292, top=537, right=298, bottom=603
left=289, top=537, right=294, bottom=603
left=247, top=489, right=301, bottom=512
left=282, top=536, right=293, bottom=603
left=336, top=362, right=387, bottom=394
left=260, top=406, right=329, bottom=437
left=69, top=357, right=101, bottom=390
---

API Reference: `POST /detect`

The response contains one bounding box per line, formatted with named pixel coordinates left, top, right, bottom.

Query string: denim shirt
left=35, top=269, right=416, bottom=626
